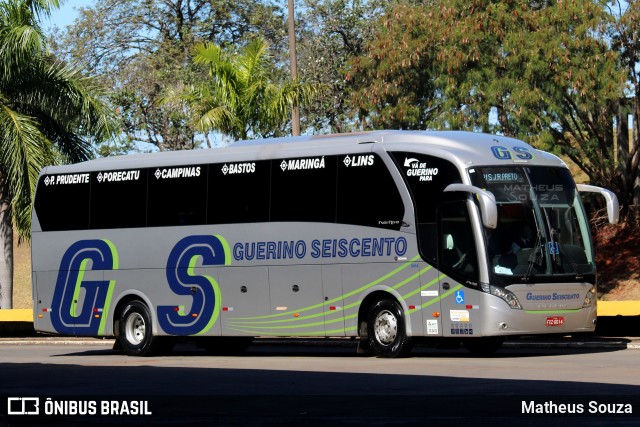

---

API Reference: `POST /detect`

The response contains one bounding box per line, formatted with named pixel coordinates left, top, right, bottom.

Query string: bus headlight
left=480, top=283, right=522, bottom=309
left=582, top=286, right=596, bottom=308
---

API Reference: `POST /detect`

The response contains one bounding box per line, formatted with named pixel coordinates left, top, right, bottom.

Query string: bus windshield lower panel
left=469, top=166, right=595, bottom=282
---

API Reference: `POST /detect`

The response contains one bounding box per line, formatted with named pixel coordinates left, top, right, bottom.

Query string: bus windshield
left=469, top=166, right=594, bottom=279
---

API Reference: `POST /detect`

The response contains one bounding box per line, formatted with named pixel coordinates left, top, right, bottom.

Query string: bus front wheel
left=366, top=299, right=412, bottom=358
left=118, top=301, right=173, bottom=356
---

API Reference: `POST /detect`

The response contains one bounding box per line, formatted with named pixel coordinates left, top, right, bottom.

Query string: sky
left=44, top=0, right=95, bottom=32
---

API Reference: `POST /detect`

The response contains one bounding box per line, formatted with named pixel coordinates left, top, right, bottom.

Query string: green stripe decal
left=214, top=234, right=232, bottom=266
left=227, top=261, right=429, bottom=326
left=187, top=254, right=223, bottom=336
left=229, top=255, right=421, bottom=321
left=99, top=239, right=118, bottom=335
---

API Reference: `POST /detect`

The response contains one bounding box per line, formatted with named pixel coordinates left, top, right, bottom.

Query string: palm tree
left=0, top=0, right=114, bottom=308
left=185, top=37, right=321, bottom=141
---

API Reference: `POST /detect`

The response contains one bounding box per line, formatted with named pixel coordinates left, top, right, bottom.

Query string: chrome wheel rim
left=374, top=310, right=398, bottom=345
left=125, top=312, right=146, bottom=345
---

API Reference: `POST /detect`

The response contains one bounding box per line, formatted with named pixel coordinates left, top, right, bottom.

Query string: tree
left=296, top=0, right=388, bottom=133
left=350, top=0, right=634, bottom=215
left=0, top=0, right=113, bottom=308
left=610, top=1, right=640, bottom=220
left=55, top=0, right=287, bottom=152
left=184, top=37, right=322, bottom=141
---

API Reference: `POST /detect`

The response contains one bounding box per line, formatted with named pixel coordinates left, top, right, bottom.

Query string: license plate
left=546, top=316, right=564, bottom=326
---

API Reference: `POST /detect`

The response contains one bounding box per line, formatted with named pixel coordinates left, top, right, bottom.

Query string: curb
left=1, top=310, right=638, bottom=349
left=0, top=337, right=637, bottom=350
left=0, top=309, right=31, bottom=322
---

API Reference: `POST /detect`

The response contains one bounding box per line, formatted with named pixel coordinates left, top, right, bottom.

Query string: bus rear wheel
left=118, top=301, right=174, bottom=356
left=366, top=299, right=412, bottom=358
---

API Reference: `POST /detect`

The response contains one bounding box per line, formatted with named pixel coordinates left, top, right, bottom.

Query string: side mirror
left=576, top=184, right=620, bottom=224
left=444, top=184, right=497, bottom=229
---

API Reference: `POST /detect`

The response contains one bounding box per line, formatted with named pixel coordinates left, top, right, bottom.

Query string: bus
left=31, top=130, right=619, bottom=357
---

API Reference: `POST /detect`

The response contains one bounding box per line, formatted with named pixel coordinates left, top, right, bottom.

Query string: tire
left=200, top=337, right=254, bottom=355
left=118, top=301, right=174, bottom=356
left=462, top=337, right=504, bottom=356
left=366, top=299, right=412, bottom=358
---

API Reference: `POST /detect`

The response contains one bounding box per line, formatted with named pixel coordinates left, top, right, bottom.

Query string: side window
left=34, top=173, right=90, bottom=231
left=270, top=156, right=337, bottom=223
left=337, top=153, right=404, bottom=230
left=208, top=161, right=270, bottom=224
left=390, top=152, right=463, bottom=263
left=90, top=169, right=147, bottom=229
left=438, top=201, right=479, bottom=282
left=147, top=165, right=207, bottom=227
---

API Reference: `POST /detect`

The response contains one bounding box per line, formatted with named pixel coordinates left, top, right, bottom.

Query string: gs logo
left=490, top=146, right=534, bottom=161
left=50, top=235, right=230, bottom=337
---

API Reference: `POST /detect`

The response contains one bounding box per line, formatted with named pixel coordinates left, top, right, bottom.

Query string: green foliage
left=182, top=37, right=323, bottom=140
left=0, top=0, right=113, bottom=239
left=297, top=0, right=389, bottom=133
left=351, top=0, right=634, bottom=210
left=610, top=0, right=640, bottom=218
left=56, top=0, right=287, bottom=151
left=0, top=0, right=114, bottom=307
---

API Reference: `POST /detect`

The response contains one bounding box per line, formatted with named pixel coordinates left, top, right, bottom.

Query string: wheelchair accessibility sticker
left=455, top=290, right=465, bottom=304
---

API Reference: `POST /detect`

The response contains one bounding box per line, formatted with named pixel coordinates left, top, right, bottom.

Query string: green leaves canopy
left=351, top=0, right=624, bottom=190
left=57, top=0, right=288, bottom=151
left=186, top=37, right=322, bottom=141
left=0, top=0, right=113, bottom=238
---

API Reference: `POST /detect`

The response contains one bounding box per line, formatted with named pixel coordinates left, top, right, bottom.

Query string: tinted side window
left=390, top=152, right=463, bottom=223
left=438, top=201, right=479, bottom=282
left=270, top=156, right=337, bottom=223
left=390, top=152, right=463, bottom=262
left=208, top=161, right=270, bottom=224
left=337, top=153, right=404, bottom=230
left=90, top=169, right=147, bottom=229
left=34, top=173, right=90, bottom=231
left=147, top=165, right=207, bottom=227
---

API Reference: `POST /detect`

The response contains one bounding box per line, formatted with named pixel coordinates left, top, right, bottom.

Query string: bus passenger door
left=269, top=265, right=325, bottom=336
left=437, top=201, right=481, bottom=338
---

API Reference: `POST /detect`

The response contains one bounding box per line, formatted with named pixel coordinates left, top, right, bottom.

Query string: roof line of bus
left=39, top=130, right=564, bottom=173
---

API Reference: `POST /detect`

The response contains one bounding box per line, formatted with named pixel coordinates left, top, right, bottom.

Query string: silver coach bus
left=31, top=131, right=619, bottom=357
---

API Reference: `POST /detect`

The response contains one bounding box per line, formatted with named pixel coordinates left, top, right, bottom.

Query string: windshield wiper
left=522, top=206, right=544, bottom=282
left=523, top=229, right=543, bottom=282
left=541, top=207, right=562, bottom=268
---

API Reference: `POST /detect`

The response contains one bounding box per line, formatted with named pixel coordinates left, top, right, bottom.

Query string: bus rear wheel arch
left=117, top=300, right=174, bottom=356
left=360, top=295, right=413, bottom=358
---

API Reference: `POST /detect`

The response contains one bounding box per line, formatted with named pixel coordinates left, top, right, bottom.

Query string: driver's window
left=438, top=201, right=479, bottom=281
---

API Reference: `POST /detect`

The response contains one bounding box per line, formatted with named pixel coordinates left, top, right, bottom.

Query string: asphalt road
left=0, top=340, right=639, bottom=426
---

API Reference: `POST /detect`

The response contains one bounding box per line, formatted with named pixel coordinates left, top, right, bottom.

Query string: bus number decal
left=50, top=240, right=118, bottom=335
left=157, top=235, right=228, bottom=335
